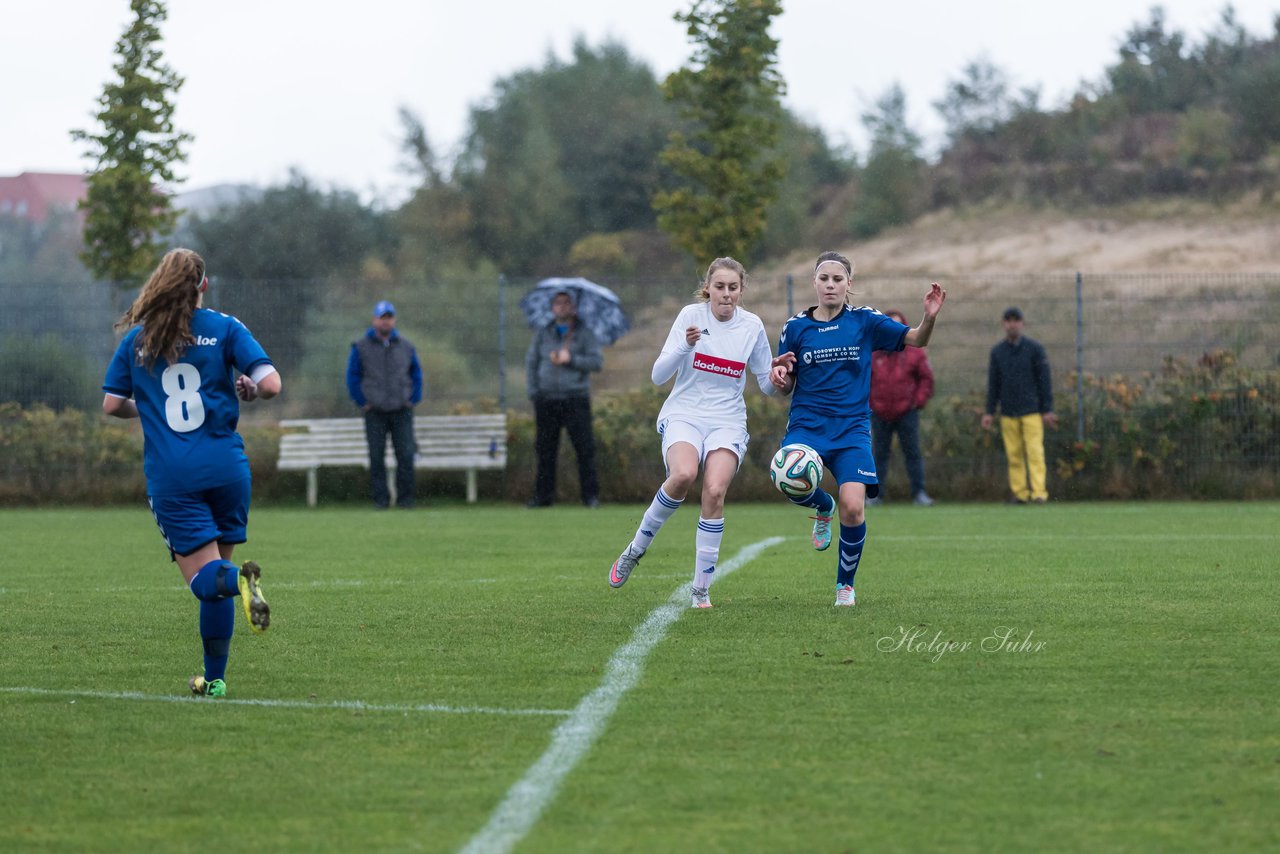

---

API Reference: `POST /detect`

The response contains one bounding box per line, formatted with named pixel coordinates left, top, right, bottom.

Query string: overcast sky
left=4, top=1, right=1277, bottom=203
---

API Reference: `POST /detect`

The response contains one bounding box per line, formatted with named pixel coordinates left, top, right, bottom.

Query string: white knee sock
left=692, top=516, right=724, bottom=590
left=632, top=487, right=682, bottom=552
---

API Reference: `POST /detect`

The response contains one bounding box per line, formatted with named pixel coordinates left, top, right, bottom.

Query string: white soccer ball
left=769, top=443, right=823, bottom=499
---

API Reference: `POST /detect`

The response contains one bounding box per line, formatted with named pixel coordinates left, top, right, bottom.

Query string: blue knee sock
left=837, top=522, right=866, bottom=587
left=189, top=559, right=239, bottom=602
left=788, top=487, right=835, bottom=515
left=199, top=597, right=235, bottom=681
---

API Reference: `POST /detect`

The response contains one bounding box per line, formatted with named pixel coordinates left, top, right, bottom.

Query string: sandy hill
left=601, top=200, right=1280, bottom=394
left=770, top=199, right=1280, bottom=276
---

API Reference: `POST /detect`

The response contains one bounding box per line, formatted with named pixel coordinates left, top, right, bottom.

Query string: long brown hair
left=114, top=248, right=206, bottom=369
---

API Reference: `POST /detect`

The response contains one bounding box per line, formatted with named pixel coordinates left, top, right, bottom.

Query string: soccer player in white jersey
left=103, top=248, right=280, bottom=698
left=770, top=251, right=946, bottom=607
left=609, top=257, right=778, bottom=608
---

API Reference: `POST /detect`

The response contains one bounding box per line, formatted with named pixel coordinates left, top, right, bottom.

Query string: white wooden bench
left=277, top=414, right=508, bottom=506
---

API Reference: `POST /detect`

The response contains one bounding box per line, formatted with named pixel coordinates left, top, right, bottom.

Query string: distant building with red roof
left=0, top=172, right=87, bottom=223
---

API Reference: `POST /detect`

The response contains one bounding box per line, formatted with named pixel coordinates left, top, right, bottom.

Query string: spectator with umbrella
left=523, top=282, right=611, bottom=508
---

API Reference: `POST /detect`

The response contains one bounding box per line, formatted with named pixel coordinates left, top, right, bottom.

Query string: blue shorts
left=148, top=478, right=251, bottom=559
left=781, top=430, right=881, bottom=499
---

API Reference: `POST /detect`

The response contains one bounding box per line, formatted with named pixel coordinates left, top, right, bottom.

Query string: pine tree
left=72, top=0, right=191, bottom=289
left=653, top=0, right=786, bottom=264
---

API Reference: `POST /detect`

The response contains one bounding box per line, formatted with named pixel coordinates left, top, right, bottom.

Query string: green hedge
left=2, top=352, right=1276, bottom=506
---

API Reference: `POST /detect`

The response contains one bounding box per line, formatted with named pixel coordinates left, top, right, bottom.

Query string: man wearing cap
left=525, top=289, right=604, bottom=508
left=347, top=301, right=424, bottom=509
left=981, top=307, right=1058, bottom=504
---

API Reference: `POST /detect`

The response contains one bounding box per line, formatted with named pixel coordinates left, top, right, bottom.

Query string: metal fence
left=7, top=270, right=1275, bottom=410
left=2, top=270, right=1278, bottom=495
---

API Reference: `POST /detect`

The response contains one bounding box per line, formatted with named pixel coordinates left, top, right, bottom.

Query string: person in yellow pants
left=980, top=307, right=1058, bottom=503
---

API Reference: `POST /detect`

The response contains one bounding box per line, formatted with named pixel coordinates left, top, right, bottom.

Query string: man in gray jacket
left=346, top=301, right=424, bottom=508
left=526, top=290, right=603, bottom=507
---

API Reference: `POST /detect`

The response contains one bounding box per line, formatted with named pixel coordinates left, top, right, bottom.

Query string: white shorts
left=658, top=418, right=749, bottom=470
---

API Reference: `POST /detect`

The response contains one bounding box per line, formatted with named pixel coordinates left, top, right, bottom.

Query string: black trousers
left=364, top=408, right=416, bottom=507
left=532, top=396, right=599, bottom=505
left=871, top=408, right=926, bottom=498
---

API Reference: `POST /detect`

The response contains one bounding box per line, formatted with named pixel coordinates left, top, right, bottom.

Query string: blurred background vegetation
left=7, top=7, right=1280, bottom=287
left=3, top=4, right=1279, bottom=502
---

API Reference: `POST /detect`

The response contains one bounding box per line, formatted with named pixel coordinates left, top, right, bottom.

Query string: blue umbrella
left=520, top=277, right=631, bottom=346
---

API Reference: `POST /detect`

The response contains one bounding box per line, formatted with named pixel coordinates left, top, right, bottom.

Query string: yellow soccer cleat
left=189, top=676, right=227, bottom=698
left=237, top=561, right=270, bottom=633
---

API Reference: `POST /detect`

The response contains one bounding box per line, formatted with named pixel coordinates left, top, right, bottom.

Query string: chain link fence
left=2, top=270, right=1278, bottom=499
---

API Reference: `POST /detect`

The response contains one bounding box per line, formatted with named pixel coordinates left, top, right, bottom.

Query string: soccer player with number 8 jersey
left=102, top=248, right=281, bottom=698
left=770, top=251, right=946, bottom=607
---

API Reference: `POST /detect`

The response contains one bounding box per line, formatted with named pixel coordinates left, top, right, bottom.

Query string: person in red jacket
left=868, top=309, right=935, bottom=506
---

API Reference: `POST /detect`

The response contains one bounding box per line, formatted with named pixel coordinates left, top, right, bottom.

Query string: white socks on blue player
left=631, top=487, right=683, bottom=553
left=693, top=517, right=724, bottom=591
left=837, top=522, right=866, bottom=587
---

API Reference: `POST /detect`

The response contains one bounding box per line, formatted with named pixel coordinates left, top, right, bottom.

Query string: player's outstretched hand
left=923, top=282, right=947, bottom=318
left=236, top=375, right=258, bottom=402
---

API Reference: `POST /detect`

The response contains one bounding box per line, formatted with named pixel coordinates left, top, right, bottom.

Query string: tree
left=934, top=57, right=1016, bottom=143
left=184, top=171, right=394, bottom=380
left=851, top=85, right=928, bottom=238
left=1232, top=50, right=1280, bottom=151
left=185, top=171, right=391, bottom=281
left=452, top=40, right=676, bottom=275
left=653, top=0, right=786, bottom=264
left=1106, top=8, right=1200, bottom=114
left=759, top=115, right=853, bottom=257
left=395, top=108, right=475, bottom=278
left=71, top=0, right=190, bottom=289
left=460, top=99, right=575, bottom=275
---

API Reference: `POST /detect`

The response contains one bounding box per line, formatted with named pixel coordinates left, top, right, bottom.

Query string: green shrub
left=2, top=353, right=1276, bottom=505
left=0, top=403, right=143, bottom=504
left=1049, top=352, right=1279, bottom=498
left=1177, top=108, right=1233, bottom=170
left=567, top=232, right=636, bottom=277
left=0, top=334, right=98, bottom=410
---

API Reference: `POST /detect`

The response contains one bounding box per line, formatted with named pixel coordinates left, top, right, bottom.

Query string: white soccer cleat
left=834, top=584, right=856, bottom=607
left=690, top=586, right=712, bottom=609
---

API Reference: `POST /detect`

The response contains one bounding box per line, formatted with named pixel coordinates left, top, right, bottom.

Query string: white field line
left=0, top=686, right=571, bottom=717
left=0, top=574, right=754, bottom=595
left=873, top=533, right=1279, bottom=541
left=460, top=536, right=786, bottom=854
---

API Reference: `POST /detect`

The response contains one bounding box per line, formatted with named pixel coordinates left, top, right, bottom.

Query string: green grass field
left=2, top=502, right=1277, bottom=852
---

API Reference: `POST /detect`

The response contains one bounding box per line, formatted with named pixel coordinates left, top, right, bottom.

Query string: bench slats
left=277, top=415, right=508, bottom=505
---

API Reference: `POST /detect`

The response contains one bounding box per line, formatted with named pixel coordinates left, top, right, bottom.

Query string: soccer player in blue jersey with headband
left=769, top=250, right=945, bottom=607
left=103, top=248, right=281, bottom=697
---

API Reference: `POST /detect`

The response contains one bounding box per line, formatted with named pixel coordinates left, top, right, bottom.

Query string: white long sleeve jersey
left=652, top=303, right=776, bottom=431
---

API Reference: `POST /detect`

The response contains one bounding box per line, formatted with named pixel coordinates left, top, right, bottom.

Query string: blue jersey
left=779, top=305, right=908, bottom=448
left=103, top=308, right=273, bottom=496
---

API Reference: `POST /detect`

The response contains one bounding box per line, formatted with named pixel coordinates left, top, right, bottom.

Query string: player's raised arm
left=904, top=282, right=947, bottom=348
